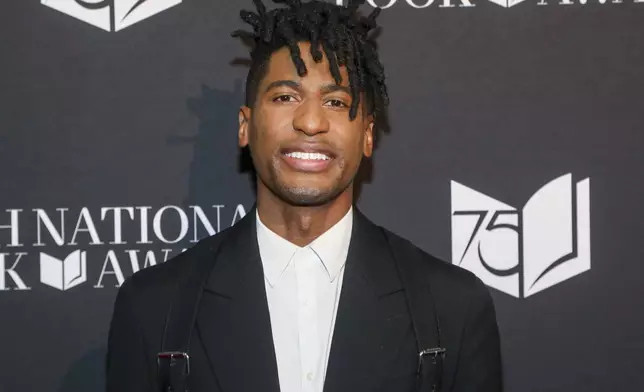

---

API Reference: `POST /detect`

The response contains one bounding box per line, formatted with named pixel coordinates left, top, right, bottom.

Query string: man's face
left=238, top=41, right=374, bottom=206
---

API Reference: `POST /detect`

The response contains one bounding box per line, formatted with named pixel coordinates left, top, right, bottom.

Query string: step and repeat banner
left=1, top=0, right=643, bottom=391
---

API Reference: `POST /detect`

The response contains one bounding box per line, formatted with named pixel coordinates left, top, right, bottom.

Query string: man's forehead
left=262, top=43, right=350, bottom=88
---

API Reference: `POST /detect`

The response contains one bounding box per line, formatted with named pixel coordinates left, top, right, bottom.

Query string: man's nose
left=292, top=99, right=330, bottom=136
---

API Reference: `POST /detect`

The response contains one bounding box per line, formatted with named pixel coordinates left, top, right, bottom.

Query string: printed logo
left=0, top=204, right=246, bottom=291
left=40, top=250, right=87, bottom=291
left=487, top=0, right=527, bottom=7
left=451, top=174, right=590, bottom=298
left=334, top=0, right=644, bottom=9
left=41, top=0, right=181, bottom=32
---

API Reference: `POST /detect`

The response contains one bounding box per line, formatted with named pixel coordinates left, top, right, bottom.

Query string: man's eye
left=273, top=95, right=295, bottom=102
left=326, top=99, right=348, bottom=108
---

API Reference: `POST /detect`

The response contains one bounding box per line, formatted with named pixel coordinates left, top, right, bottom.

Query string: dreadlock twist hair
left=231, top=0, right=389, bottom=134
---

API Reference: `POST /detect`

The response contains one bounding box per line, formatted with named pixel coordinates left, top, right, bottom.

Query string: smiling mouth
left=283, top=151, right=331, bottom=161
left=281, top=150, right=334, bottom=172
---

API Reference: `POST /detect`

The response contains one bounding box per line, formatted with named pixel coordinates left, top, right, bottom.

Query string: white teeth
left=285, top=151, right=330, bottom=160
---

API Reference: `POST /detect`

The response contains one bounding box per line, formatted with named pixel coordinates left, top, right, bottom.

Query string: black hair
left=231, top=0, right=389, bottom=134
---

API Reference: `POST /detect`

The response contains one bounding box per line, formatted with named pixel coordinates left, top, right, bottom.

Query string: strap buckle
left=157, top=351, right=191, bottom=392
left=158, top=351, right=191, bottom=374
left=417, top=347, right=446, bottom=392
left=417, top=347, right=446, bottom=373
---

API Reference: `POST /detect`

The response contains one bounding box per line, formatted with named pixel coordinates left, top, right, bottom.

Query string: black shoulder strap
left=157, top=236, right=226, bottom=392
left=382, top=229, right=446, bottom=392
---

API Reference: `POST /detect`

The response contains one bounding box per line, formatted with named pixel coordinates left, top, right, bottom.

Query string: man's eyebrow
left=263, top=80, right=301, bottom=94
left=263, top=80, right=351, bottom=96
left=320, top=84, right=351, bottom=96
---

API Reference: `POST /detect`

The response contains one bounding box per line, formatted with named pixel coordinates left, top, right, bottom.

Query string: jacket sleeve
left=105, top=277, right=155, bottom=392
left=451, top=278, right=504, bottom=392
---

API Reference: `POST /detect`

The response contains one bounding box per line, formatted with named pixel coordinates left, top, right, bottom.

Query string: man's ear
left=363, top=116, right=374, bottom=158
left=238, top=106, right=251, bottom=148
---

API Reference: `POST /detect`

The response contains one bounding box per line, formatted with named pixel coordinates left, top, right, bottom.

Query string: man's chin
left=275, top=185, right=342, bottom=207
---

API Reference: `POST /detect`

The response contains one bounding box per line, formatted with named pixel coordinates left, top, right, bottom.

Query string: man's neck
left=256, top=187, right=353, bottom=247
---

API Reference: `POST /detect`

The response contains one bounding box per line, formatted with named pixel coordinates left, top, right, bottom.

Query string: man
left=105, top=1, right=503, bottom=391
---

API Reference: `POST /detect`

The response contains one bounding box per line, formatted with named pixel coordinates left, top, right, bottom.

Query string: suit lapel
left=323, top=209, right=411, bottom=392
left=194, top=210, right=281, bottom=392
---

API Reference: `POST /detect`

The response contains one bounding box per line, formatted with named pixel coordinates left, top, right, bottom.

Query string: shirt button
left=306, top=372, right=313, bottom=381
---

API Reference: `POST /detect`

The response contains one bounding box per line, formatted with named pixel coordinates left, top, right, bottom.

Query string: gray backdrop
left=1, top=0, right=643, bottom=391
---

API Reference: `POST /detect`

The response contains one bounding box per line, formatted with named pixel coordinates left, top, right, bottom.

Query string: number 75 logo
left=450, top=174, right=590, bottom=298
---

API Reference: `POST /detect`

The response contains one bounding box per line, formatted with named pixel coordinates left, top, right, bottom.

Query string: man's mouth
left=281, top=149, right=335, bottom=173
left=283, top=151, right=331, bottom=161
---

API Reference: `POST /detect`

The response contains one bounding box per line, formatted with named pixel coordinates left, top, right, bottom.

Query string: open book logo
left=41, top=0, right=181, bottom=32
left=487, top=0, right=528, bottom=8
left=40, top=250, right=87, bottom=291
left=451, top=174, right=591, bottom=298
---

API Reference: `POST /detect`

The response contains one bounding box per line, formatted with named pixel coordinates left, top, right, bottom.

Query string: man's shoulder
left=116, top=227, right=229, bottom=303
left=380, top=226, right=488, bottom=296
left=379, top=226, right=495, bottom=332
left=108, top=226, right=236, bottom=342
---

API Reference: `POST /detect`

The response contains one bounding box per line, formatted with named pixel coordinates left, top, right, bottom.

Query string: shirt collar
left=256, top=207, right=353, bottom=287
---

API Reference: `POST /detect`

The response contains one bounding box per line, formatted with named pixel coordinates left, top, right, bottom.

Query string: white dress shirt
left=256, top=207, right=353, bottom=392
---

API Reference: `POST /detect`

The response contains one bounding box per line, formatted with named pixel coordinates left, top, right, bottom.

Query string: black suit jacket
left=106, top=208, right=502, bottom=392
